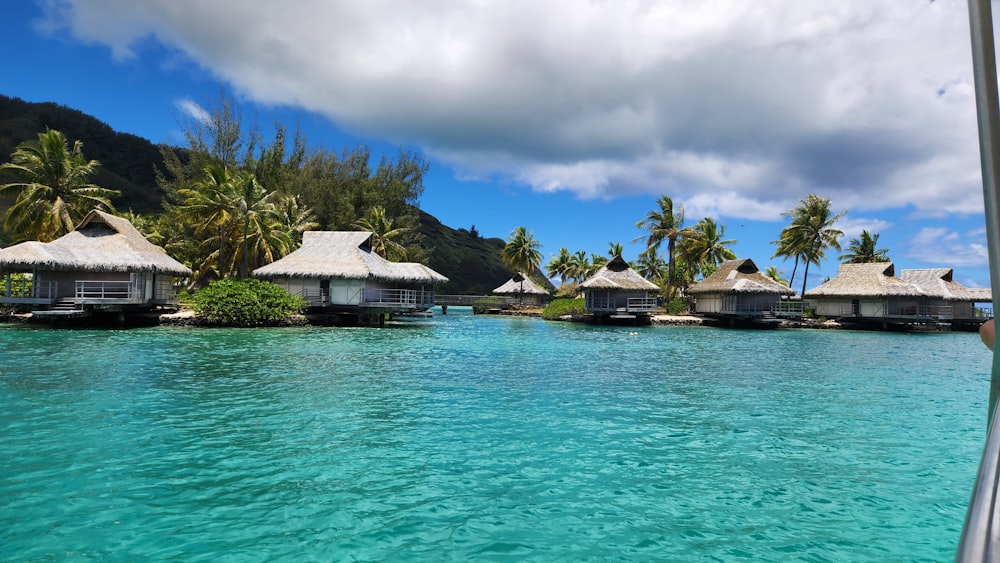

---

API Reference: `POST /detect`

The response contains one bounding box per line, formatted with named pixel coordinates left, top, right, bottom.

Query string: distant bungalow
left=687, top=258, right=796, bottom=325
left=252, top=231, right=448, bottom=324
left=493, top=272, right=550, bottom=307
left=900, top=268, right=992, bottom=329
left=804, top=262, right=991, bottom=330
left=580, top=255, right=659, bottom=322
left=0, top=209, right=191, bottom=320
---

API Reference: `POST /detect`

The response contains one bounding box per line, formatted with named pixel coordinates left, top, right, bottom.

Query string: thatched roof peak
left=253, top=230, right=448, bottom=284
left=804, top=262, right=922, bottom=298
left=493, top=272, right=549, bottom=295
left=581, top=256, right=659, bottom=291
left=0, top=209, right=191, bottom=276
left=901, top=268, right=991, bottom=302
left=688, top=258, right=794, bottom=296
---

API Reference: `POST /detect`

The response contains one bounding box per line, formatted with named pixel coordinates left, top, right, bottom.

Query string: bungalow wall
left=813, top=297, right=935, bottom=318
left=266, top=277, right=321, bottom=303
left=585, top=289, right=653, bottom=312
left=694, top=293, right=782, bottom=314
left=813, top=298, right=882, bottom=318
left=694, top=294, right=723, bottom=314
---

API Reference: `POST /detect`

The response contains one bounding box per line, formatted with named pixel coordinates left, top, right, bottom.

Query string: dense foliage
left=192, top=278, right=307, bottom=327
left=541, top=297, right=587, bottom=320
left=0, top=94, right=519, bottom=293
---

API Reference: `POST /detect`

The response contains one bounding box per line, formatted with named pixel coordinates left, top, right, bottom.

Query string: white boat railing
left=958, top=0, right=1000, bottom=559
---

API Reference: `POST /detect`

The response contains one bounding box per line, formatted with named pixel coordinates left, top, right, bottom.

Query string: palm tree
left=230, top=171, right=292, bottom=277
left=770, top=229, right=804, bottom=288
left=567, top=250, right=591, bottom=283
left=546, top=247, right=573, bottom=286
left=776, top=195, right=845, bottom=297
left=0, top=128, right=120, bottom=242
left=840, top=230, right=890, bottom=263
left=178, top=164, right=239, bottom=278
left=635, top=246, right=668, bottom=282
left=683, top=217, right=737, bottom=279
left=353, top=206, right=411, bottom=261
left=590, top=253, right=608, bottom=274
left=634, top=195, right=696, bottom=300
left=607, top=241, right=624, bottom=258
left=764, top=266, right=789, bottom=286
left=501, top=226, right=543, bottom=301
left=272, top=192, right=319, bottom=248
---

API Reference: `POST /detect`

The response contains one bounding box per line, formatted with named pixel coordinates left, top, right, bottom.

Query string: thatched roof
left=687, top=258, right=795, bottom=296
left=252, top=231, right=449, bottom=284
left=803, top=263, right=925, bottom=298
left=580, top=255, right=660, bottom=291
left=901, top=268, right=992, bottom=302
left=0, top=209, right=191, bottom=276
left=493, top=272, right=550, bottom=295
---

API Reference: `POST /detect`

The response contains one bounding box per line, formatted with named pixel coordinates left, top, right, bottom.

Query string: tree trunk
left=666, top=238, right=676, bottom=303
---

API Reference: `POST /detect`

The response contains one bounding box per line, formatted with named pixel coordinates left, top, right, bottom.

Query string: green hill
left=0, top=94, right=526, bottom=294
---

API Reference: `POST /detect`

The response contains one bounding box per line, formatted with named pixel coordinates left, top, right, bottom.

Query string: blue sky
left=2, top=0, right=995, bottom=290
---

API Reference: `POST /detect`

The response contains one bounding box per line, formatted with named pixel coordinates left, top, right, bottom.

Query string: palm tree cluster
left=174, top=163, right=317, bottom=281
left=771, top=194, right=845, bottom=297
left=632, top=196, right=737, bottom=300
left=538, top=195, right=738, bottom=302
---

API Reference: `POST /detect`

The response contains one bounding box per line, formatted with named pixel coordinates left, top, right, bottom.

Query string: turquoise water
left=0, top=308, right=991, bottom=561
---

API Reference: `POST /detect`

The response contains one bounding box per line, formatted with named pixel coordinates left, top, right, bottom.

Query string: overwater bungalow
left=687, top=258, right=797, bottom=323
left=900, top=268, right=992, bottom=329
left=0, top=209, right=191, bottom=319
left=493, top=272, right=551, bottom=307
left=580, top=255, right=659, bottom=321
left=252, top=231, right=448, bottom=322
left=803, top=262, right=980, bottom=329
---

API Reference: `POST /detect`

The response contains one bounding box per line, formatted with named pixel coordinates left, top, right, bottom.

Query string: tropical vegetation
left=634, top=195, right=696, bottom=301
left=840, top=230, right=890, bottom=264
left=541, top=297, right=587, bottom=320
left=772, top=194, right=845, bottom=297
left=0, top=128, right=120, bottom=242
left=192, top=277, right=308, bottom=327
left=501, top=226, right=543, bottom=301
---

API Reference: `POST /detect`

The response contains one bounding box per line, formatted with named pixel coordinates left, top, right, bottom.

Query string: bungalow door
left=852, top=299, right=860, bottom=317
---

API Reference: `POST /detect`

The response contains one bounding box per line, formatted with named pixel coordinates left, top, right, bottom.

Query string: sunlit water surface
left=0, top=308, right=991, bottom=561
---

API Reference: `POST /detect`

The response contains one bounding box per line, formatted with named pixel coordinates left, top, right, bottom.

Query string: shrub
left=541, top=297, right=587, bottom=320
left=192, top=278, right=307, bottom=327
left=665, top=297, right=689, bottom=315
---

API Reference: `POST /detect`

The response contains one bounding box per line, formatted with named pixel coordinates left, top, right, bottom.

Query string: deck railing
left=364, top=288, right=435, bottom=308
left=586, top=295, right=658, bottom=313
left=75, top=280, right=142, bottom=301
left=299, top=288, right=329, bottom=306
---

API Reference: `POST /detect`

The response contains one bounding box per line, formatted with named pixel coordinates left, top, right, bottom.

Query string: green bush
left=192, top=278, right=307, bottom=327
left=665, top=297, right=689, bottom=315
left=541, top=297, right=587, bottom=320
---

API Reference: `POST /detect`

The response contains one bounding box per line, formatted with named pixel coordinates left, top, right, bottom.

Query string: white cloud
left=903, top=226, right=990, bottom=268
left=174, top=98, right=210, bottom=124
left=836, top=217, right=894, bottom=243
left=47, top=0, right=986, bottom=221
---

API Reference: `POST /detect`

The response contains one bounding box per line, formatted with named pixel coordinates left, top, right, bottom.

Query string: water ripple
left=0, top=313, right=990, bottom=560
